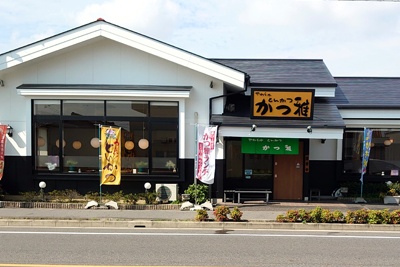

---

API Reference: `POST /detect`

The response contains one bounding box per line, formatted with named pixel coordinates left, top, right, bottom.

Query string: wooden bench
left=236, top=190, right=272, bottom=204
left=224, top=189, right=272, bottom=204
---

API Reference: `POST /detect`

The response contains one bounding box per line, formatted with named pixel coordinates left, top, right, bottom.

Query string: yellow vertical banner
left=101, top=127, right=121, bottom=185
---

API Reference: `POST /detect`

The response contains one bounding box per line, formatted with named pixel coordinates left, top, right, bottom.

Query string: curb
left=1, top=219, right=400, bottom=231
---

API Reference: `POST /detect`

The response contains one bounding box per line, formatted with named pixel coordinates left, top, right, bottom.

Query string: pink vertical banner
left=196, top=125, right=218, bottom=184
left=0, top=125, right=7, bottom=180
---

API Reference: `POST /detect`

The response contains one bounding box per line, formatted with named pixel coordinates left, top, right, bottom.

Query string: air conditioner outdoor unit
left=156, top=183, right=179, bottom=202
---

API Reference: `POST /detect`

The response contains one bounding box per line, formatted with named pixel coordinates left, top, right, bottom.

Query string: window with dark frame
left=343, top=129, right=400, bottom=177
left=33, top=100, right=179, bottom=177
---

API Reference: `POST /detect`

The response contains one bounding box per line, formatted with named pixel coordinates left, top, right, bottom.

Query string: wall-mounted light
left=90, top=137, right=99, bottom=148
left=37, top=137, right=46, bottom=147
left=209, top=81, right=213, bottom=88
left=6, top=125, right=13, bottom=137
left=72, top=141, right=82, bottom=150
left=125, top=140, right=134, bottom=150
left=0, top=80, right=4, bottom=86
left=321, top=139, right=326, bottom=144
left=251, top=124, right=256, bottom=132
left=384, top=139, right=392, bottom=146
left=56, top=139, right=66, bottom=148
left=307, top=126, right=312, bottom=134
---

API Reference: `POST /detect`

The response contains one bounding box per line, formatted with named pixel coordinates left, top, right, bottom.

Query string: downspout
left=209, top=74, right=250, bottom=124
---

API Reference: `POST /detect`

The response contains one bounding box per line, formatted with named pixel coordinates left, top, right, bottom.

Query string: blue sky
left=1, top=0, right=400, bottom=76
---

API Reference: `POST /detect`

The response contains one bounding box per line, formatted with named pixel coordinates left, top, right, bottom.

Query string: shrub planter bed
left=0, top=201, right=181, bottom=210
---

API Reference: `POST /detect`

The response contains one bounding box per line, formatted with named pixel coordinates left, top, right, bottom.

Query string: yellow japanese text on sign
left=252, top=89, right=315, bottom=119
left=101, top=127, right=121, bottom=185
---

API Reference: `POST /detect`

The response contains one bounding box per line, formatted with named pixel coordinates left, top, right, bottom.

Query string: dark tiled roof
left=334, top=77, right=400, bottom=107
left=211, top=59, right=336, bottom=86
left=211, top=102, right=344, bottom=129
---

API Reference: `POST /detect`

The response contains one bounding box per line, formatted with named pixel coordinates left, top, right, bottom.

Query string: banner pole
left=194, top=122, right=198, bottom=205
left=99, top=125, right=102, bottom=204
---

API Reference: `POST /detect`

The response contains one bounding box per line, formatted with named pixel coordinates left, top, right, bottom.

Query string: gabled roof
left=0, top=19, right=245, bottom=88
left=334, top=77, right=400, bottom=108
left=212, top=59, right=337, bottom=87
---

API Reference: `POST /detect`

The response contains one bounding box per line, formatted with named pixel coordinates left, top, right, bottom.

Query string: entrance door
left=273, top=142, right=303, bottom=200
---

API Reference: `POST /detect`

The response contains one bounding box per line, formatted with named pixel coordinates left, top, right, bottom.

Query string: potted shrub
left=135, top=161, right=148, bottom=173
left=381, top=181, right=400, bottom=204
left=66, top=160, right=78, bottom=172
left=165, top=160, right=176, bottom=172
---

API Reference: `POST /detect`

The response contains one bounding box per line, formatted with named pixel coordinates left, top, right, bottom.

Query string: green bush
left=276, top=214, right=286, bottom=222
left=230, top=207, right=243, bottom=221
left=84, top=191, right=100, bottom=202
left=298, top=209, right=311, bottom=223
left=353, top=209, right=369, bottom=224
left=367, top=209, right=390, bottom=224
left=390, top=210, right=400, bottom=224
left=184, top=183, right=209, bottom=204
left=123, top=193, right=139, bottom=205
left=332, top=210, right=344, bottom=222
left=321, top=209, right=333, bottom=223
left=310, top=206, right=323, bottom=223
left=285, top=210, right=300, bottom=222
left=213, top=205, right=230, bottom=221
left=19, top=191, right=37, bottom=202
left=195, top=209, right=209, bottom=221
left=138, top=191, right=157, bottom=204
left=345, top=211, right=355, bottom=224
left=104, top=191, right=124, bottom=203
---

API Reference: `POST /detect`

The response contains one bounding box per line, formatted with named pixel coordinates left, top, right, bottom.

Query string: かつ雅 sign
left=251, top=89, right=315, bottom=120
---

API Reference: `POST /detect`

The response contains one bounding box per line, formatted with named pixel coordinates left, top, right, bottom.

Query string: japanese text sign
left=241, top=137, right=299, bottom=155
left=101, top=127, right=121, bottom=185
left=251, top=89, right=315, bottom=120
left=196, top=125, right=218, bottom=185
left=360, top=128, right=373, bottom=183
left=0, top=125, right=7, bottom=180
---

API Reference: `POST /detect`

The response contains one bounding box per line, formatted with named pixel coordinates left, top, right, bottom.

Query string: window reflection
left=63, top=120, right=100, bottom=173
left=151, top=123, right=177, bottom=173
left=35, top=122, right=60, bottom=171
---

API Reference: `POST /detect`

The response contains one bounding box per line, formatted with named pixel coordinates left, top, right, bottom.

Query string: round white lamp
left=72, top=141, right=82, bottom=150
left=139, top=139, right=149, bottom=149
left=39, top=181, right=46, bottom=189
left=39, top=181, right=46, bottom=202
left=90, top=137, right=100, bottom=148
left=144, top=182, right=151, bottom=194
left=37, top=137, right=46, bottom=147
left=125, top=141, right=134, bottom=150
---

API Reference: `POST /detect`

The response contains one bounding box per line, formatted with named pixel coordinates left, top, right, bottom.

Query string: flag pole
left=194, top=112, right=199, bottom=205
left=99, top=125, right=102, bottom=204
left=194, top=122, right=198, bottom=205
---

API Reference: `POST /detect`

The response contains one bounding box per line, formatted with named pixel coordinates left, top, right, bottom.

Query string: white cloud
left=0, top=0, right=399, bottom=76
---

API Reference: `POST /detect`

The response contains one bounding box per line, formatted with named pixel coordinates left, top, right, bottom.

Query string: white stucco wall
left=0, top=38, right=225, bottom=158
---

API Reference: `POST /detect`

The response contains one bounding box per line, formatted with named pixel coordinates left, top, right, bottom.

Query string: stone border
left=0, top=219, right=400, bottom=231
left=0, top=201, right=181, bottom=210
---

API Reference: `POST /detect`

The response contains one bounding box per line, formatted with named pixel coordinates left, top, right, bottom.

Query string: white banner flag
left=196, top=125, right=218, bottom=184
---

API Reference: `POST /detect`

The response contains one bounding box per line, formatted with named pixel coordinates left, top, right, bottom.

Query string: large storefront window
left=33, top=100, right=178, bottom=177
left=344, top=129, right=400, bottom=177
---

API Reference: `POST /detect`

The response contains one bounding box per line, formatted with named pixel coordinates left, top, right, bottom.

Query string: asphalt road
left=1, top=227, right=400, bottom=266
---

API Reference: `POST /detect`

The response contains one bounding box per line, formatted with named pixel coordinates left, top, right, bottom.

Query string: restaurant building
left=0, top=19, right=399, bottom=201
